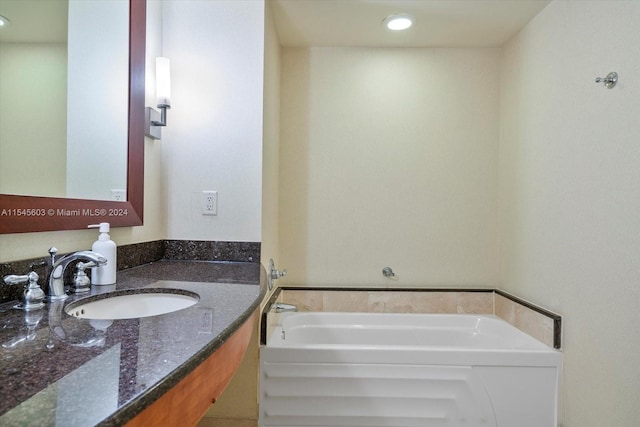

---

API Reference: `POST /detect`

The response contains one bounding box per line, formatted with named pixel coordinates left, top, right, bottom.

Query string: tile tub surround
left=262, top=287, right=561, bottom=349
left=0, top=260, right=266, bottom=426
left=0, top=240, right=260, bottom=303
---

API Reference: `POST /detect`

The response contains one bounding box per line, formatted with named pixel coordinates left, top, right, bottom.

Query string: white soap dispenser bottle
left=88, top=222, right=117, bottom=285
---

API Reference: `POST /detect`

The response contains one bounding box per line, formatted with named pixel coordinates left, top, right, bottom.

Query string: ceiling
left=270, top=0, right=552, bottom=47
left=1, top=0, right=551, bottom=47
left=0, top=0, right=67, bottom=43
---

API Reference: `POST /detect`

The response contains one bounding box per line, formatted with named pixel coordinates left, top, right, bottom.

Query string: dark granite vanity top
left=0, top=260, right=266, bottom=426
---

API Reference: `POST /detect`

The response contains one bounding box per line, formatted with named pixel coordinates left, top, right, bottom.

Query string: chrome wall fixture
left=268, top=259, right=287, bottom=290
left=595, top=71, right=618, bottom=89
left=145, top=57, right=171, bottom=139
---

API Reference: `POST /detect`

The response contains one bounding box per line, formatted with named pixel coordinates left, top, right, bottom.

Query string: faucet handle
left=3, top=271, right=45, bottom=310
left=71, top=262, right=95, bottom=294
left=4, top=273, right=31, bottom=286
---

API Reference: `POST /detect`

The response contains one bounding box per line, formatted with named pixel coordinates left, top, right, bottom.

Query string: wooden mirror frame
left=0, top=0, right=146, bottom=234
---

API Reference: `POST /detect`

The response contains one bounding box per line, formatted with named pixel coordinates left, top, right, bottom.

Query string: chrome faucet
left=48, top=251, right=108, bottom=300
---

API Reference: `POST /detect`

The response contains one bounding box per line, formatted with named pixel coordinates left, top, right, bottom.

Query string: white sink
left=65, top=289, right=200, bottom=320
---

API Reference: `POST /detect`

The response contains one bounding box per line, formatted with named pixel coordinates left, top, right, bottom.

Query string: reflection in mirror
left=0, top=0, right=145, bottom=234
left=0, top=0, right=129, bottom=201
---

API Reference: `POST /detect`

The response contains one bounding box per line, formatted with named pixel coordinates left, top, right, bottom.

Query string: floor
left=197, top=418, right=257, bottom=427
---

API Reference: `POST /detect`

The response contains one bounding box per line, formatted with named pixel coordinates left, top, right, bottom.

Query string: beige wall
left=500, top=1, right=640, bottom=425
left=203, top=318, right=260, bottom=422
left=261, top=0, right=281, bottom=275
left=0, top=0, right=166, bottom=262
left=0, top=43, right=67, bottom=198
left=279, top=47, right=501, bottom=287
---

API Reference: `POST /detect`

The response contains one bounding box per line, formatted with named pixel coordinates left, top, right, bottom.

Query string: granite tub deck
left=0, top=260, right=266, bottom=426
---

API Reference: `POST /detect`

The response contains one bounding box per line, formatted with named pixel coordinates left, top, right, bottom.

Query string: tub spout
left=273, top=302, right=298, bottom=313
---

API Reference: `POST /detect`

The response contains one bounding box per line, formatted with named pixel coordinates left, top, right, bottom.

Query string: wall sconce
left=145, top=57, right=171, bottom=139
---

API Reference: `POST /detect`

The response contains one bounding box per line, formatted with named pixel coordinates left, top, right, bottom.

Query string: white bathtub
left=260, top=312, right=561, bottom=427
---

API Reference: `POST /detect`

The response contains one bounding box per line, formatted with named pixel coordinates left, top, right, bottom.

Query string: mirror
left=0, top=0, right=145, bottom=234
left=0, top=0, right=128, bottom=201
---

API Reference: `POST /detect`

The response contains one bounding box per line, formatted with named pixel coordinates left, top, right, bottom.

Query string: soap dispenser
left=88, top=223, right=117, bottom=285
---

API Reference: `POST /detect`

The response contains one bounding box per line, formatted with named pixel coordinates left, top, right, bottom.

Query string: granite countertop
left=0, top=260, right=266, bottom=426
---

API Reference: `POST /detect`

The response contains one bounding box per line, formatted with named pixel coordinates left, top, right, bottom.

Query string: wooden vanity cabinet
left=126, top=312, right=256, bottom=426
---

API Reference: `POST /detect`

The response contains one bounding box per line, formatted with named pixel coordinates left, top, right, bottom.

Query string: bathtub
left=260, top=312, right=561, bottom=427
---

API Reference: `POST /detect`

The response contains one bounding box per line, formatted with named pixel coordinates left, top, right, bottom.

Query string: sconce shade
left=156, top=57, right=171, bottom=107
left=146, top=57, right=171, bottom=139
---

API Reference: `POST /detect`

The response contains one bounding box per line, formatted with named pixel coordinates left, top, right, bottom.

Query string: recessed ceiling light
left=0, top=15, right=10, bottom=27
left=383, top=13, right=413, bottom=31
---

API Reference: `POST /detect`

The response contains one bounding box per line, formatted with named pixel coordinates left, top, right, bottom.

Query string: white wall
left=279, top=47, right=501, bottom=287
left=202, top=0, right=278, bottom=421
left=66, top=0, right=129, bottom=200
left=500, top=1, right=640, bottom=425
left=161, top=0, right=264, bottom=242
